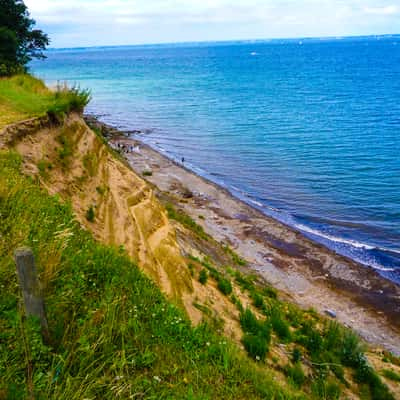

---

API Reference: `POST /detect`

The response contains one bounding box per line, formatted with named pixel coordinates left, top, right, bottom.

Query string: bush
left=251, top=292, right=265, bottom=310
left=217, top=278, right=232, bottom=295
left=382, top=369, right=400, bottom=382
left=239, top=309, right=271, bottom=341
left=262, top=285, right=278, bottom=299
left=165, top=203, right=209, bottom=241
left=297, top=321, right=322, bottom=354
left=198, top=269, right=208, bottom=285
left=86, top=205, right=95, bottom=222
left=292, top=348, right=302, bottom=363
left=242, top=334, right=268, bottom=361
left=285, top=363, right=306, bottom=388
left=142, top=170, right=153, bottom=176
left=270, top=309, right=291, bottom=342
left=47, top=84, right=91, bottom=120
left=311, top=379, right=341, bottom=400
left=240, top=308, right=260, bottom=335
left=234, top=272, right=255, bottom=291
left=354, top=361, right=394, bottom=400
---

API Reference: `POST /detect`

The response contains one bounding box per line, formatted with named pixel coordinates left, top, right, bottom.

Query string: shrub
left=240, top=308, right=260, bottom=335
left=142, top=170, right=153, bottom=177
left=234, top=271, right=255, bottom=291
left=239, top=309, right=271, bottom=341
left=242, top=334, right=268, bottom=361
left=165, top=203, right=209, bottom=240
left=285, top=363, right=306, bottom=388
left=311, top=379, right=341, bottom=400
left=292, top=348, right=302, bottom=363
left=56, top=133, right=73, bottom=169
left=198, top=269, right=208, bottom=285
left=86, top=205, right=95, bottom=222
left=251, top=292, right=265, bottom=310
left=223, top=245, right=247, bottom=266
left=297, top=321, right=322, bottom=354
left=262, top=285, right=278, bottom=299
left=47, top=84, right=91, bottom=120
left=382, top=352, right=400, bottom=366
left=270, top=309, right=291, bottom=342
left=340, top=330, right=364, bottom=367
left=354, top=361, right=394, bottom=400
left=230, top=295, right=243, bottom=311
left=382, top=369, right=400, bottom=382
left=217, top=278, right=232, bottom=295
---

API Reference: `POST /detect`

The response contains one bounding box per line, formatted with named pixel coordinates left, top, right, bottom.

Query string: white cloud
left=23, top=0, right=400, bottom=47
left=363, top=5, right=399, bottom=15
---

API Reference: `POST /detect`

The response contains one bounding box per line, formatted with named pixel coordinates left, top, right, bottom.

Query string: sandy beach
left=86, top=117, right=400, bottom=355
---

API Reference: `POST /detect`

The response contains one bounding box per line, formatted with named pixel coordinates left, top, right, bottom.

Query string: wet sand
left=86, top=116, right=400, bottom=354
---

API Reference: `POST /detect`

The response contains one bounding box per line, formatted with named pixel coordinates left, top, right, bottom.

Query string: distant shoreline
left=46, top=33, right=400, bottom=51
left=85, top=115, right=400, bottom=354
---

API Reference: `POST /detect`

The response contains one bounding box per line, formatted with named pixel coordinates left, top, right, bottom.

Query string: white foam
left=295, top=223, right=376, bottom=250
left=248, top=199, right=264, bottom=208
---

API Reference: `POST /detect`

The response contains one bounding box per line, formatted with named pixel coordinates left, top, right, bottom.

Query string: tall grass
left=0, top=75, right=90, bottom=128
left=0, top=151, right=302, bottom=399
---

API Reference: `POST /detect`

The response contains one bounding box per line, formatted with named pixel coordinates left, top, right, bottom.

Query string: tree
left=0, top=0, right=49, bottom=75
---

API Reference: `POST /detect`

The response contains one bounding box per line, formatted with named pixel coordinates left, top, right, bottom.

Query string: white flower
left=153, top=376, right=161, bottom=383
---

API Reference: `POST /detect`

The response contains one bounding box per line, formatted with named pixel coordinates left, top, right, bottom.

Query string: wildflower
left=206, top=342, right=210, bottom=346
left=153, top=375, right=161, bottom=383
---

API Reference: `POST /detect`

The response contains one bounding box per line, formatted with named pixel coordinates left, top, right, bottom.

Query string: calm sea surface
left=31, top=37, right=400, bottom=283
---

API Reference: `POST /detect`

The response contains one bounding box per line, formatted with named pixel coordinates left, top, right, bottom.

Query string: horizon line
left=47, top=32, right=400, bottom=51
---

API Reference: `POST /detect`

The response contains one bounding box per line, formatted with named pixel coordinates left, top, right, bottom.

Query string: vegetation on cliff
left=0, top=151, right=300, bottom=399
left=0, top=74, right=90, bottom=128
left=1, top=74, right=399, bottom=399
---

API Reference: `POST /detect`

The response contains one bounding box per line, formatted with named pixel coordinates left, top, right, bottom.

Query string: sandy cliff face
left=2, top=114, right=244, bottom=341
left=9, top=114, right=192, bottom=302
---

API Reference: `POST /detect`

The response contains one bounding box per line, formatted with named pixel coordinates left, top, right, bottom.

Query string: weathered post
left=14, top=247, right=49, bottom=342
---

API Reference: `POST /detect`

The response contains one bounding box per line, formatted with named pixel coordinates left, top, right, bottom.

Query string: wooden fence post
left=14, top=247, right=49, bottom=342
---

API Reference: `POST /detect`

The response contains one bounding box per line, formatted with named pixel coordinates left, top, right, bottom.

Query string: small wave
left=248, top=199, right=264, bottom=208
left=294, top=223, right=376, bottom=250
left=372, top=265, right=396, bottom=272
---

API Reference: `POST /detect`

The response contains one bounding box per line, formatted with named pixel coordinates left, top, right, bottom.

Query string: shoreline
left=86, top=115, right=400, bottom=354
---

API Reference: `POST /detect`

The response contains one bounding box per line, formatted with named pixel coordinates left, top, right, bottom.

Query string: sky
left=24, top=0, right=400, bottom=48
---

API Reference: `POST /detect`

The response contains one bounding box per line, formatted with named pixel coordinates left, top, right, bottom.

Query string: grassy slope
left=0, top=75, right=55, bottom=127
left=0, top=151, right=301, bottom=399
left=1, top=75, right=399, bottom=399
left=0, top=75, right=90, bottom=129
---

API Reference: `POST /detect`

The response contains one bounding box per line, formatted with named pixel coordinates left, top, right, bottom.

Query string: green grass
left=284, top=363, right=306, bottom=389
left=382, top=369, right=400, bottom=382
left=198, top=269, right=208, bottom=285
left=165, top=203, right=209, bottom=241
left=223, top=245, right=247, bottom=266
left=217, top=277, right=233, bottom=295
left=0, top=151, right=303, bottom=399
left=0, top=75, right=90, bottom=128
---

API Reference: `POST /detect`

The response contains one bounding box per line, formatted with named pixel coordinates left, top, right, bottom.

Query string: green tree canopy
left=0, top=0, right=49, bottom=75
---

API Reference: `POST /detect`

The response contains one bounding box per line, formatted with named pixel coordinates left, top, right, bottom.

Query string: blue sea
left=31, top=36, right=400, bottom=284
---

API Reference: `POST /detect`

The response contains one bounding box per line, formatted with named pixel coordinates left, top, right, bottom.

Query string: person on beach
left=181, top=157, right=185, bottom=164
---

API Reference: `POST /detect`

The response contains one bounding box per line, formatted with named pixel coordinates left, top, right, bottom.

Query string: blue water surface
left=31, top=36, right=400, bottom=283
